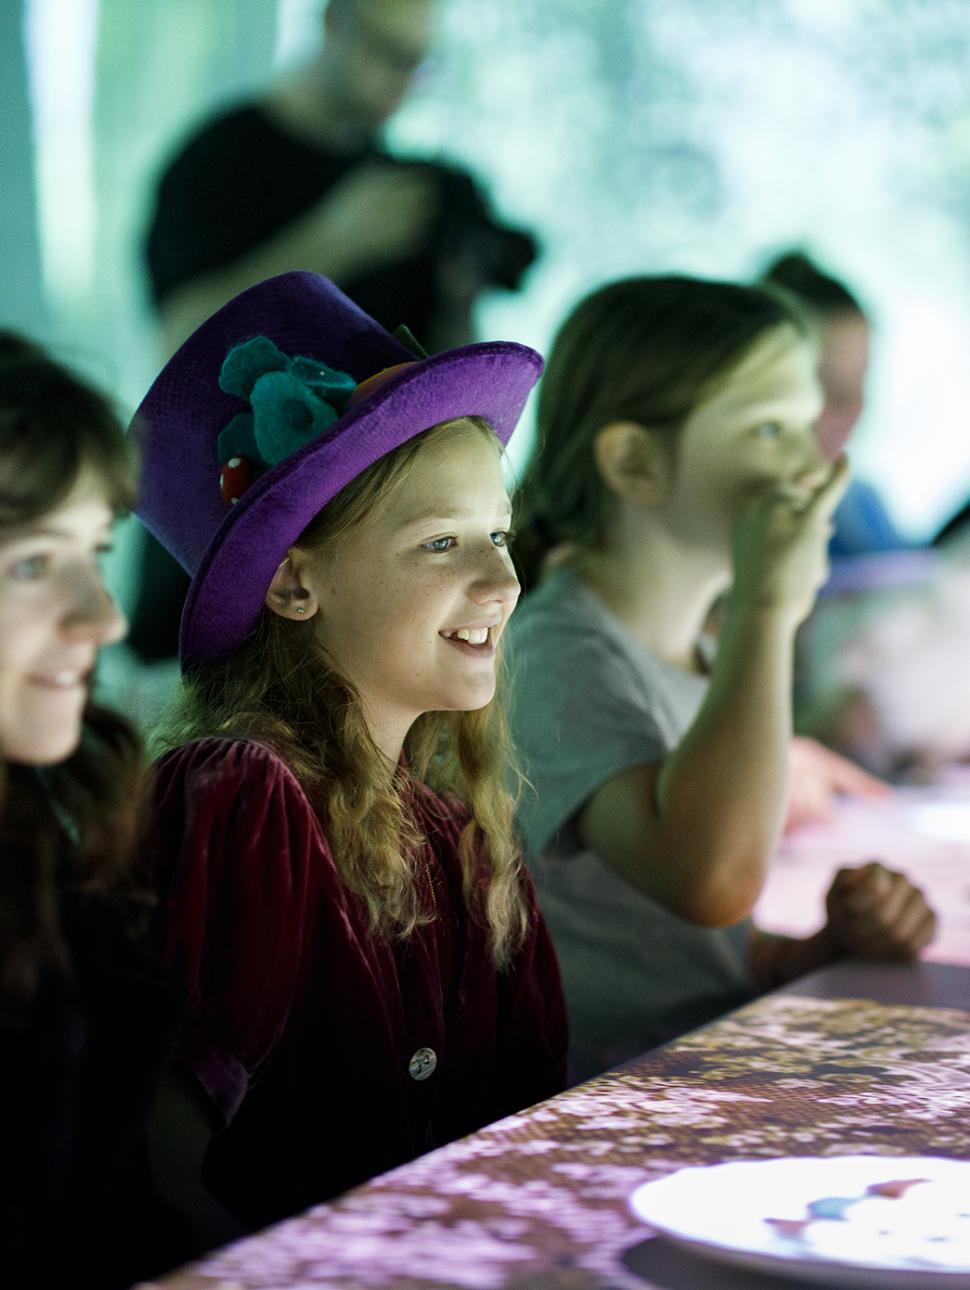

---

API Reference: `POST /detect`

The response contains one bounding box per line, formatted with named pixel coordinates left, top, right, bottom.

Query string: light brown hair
left=515, top=274, right=809, bottom=587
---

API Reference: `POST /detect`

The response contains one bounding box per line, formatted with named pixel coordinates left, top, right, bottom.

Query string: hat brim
left=179, top=341, right=540, bottom=670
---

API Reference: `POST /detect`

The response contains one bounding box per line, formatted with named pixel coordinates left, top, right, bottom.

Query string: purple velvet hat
left=132, top=272, right=542, bottom=671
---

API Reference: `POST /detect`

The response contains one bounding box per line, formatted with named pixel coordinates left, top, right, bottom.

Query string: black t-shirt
left=144, top=100, right=536, bottom=338
left=145, top=102, right=376, bottom=308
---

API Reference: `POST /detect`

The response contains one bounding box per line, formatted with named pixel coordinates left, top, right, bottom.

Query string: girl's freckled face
left=0, top=469, right=126, bottom=765
left=301, top=423, right=520, bottom=732
left=660, top=328, right=827, bottom=551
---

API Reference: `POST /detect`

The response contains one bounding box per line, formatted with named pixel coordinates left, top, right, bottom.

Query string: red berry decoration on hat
left=219, top=455, right=254, bottom=505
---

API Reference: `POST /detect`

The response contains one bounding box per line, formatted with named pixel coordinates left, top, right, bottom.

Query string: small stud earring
left=296, top=606, right=306, bottom=615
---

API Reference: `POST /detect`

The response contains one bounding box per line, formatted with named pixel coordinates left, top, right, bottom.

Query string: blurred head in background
left=760, top=251, right=871, bottom=461
left=319, top=0, right=435, bottom=145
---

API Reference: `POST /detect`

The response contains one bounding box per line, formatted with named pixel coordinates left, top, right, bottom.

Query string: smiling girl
left=0, top=334, right=191, bottom=1287
left=134, top=272, right=566, bottom=1232
left=508, top=276, right=935, bottom=1081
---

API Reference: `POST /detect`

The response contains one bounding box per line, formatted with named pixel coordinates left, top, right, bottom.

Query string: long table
left=142, top=954, right=970, bottom=1290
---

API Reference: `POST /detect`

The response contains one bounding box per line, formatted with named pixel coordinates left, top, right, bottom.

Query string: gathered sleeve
left=146, top=740, right=319, bottom=1122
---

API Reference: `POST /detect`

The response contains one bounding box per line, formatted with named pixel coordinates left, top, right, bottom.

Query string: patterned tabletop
left=143, top=982, right=970, bottom=1290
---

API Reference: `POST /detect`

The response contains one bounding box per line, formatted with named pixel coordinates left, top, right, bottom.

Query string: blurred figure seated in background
left=759, top=250, right=909, bottom=559
left=760, top=254, right=970, bottom=776
left=797, top=538, right=970, bottom=778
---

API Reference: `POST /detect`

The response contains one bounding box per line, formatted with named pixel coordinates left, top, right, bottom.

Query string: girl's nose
left=471, top=546, right=520, bottom=605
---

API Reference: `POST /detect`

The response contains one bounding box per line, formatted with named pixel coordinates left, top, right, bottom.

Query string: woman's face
left=295, top=422, right=520, bottom=756
left=815, top=310, right=871, bottom=460
left=0, top=469, right=126, bottom=764
left=659, top=326, right=827, bottom=553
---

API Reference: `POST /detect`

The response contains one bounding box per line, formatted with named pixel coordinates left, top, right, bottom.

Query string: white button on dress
left=408, top=1047, right=437, bottom=1081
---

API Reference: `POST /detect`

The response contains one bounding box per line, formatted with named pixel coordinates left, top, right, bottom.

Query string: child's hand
left=729, top=455, right=851, bottom=625
left=823, top=861, right=937, bottom=960
left=784, top=736, right=890, bottom=835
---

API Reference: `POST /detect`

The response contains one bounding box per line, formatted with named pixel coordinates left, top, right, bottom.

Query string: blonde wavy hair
left=158, top=417, right=529, bottom=968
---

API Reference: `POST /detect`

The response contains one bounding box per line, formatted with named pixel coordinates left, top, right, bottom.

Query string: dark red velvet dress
left=146, top=738, right=567, bottom=1228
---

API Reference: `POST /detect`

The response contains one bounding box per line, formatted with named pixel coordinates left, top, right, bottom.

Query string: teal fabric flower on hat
left=216, top=337, right=357, bottom=491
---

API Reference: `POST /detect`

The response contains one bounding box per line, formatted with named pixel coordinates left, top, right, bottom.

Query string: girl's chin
left=431, top=685, right=497, bottom=715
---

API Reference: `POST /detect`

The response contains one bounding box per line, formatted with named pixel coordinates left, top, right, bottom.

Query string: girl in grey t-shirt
left=508, top=275, right=936, bottom=1082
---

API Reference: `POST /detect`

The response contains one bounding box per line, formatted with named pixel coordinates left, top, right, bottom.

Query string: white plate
left=629, top=1156, right=970, bottom=1287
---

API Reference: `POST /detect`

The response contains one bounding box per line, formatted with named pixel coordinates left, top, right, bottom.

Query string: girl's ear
left=593, top=421, right=671, bottom=505
left=265, top=551, right=318, bottom=620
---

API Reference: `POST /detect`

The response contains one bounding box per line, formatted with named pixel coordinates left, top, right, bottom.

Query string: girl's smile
left=439, top=620, right=500, bottom=653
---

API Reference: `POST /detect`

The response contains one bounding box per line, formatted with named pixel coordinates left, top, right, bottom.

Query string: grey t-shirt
left=506, top=567, right=753, bottom=1081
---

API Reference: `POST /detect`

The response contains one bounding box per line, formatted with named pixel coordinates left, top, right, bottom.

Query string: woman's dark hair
left=0, top=333, right=135, bottom=524
left=759, top=250, right=864, bottom=320
left=514, top=274, right=808, bottom=588
left=0, top=332, right=143, bottom=1003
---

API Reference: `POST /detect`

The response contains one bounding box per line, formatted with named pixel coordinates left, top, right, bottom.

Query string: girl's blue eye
left=754, top=422, right=783, bottom=439
left=423, top=536, right=456, bottom=553
left=490, top=529, right=512, bottom=548
left=9, top=554, right=49, bottom=581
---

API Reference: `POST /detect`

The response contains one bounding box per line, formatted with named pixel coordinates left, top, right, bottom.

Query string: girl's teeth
left=453, top=628, right=488, bottom=645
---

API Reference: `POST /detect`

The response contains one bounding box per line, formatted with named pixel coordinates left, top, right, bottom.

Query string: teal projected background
left=11, top=0, right=970, bottom=565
